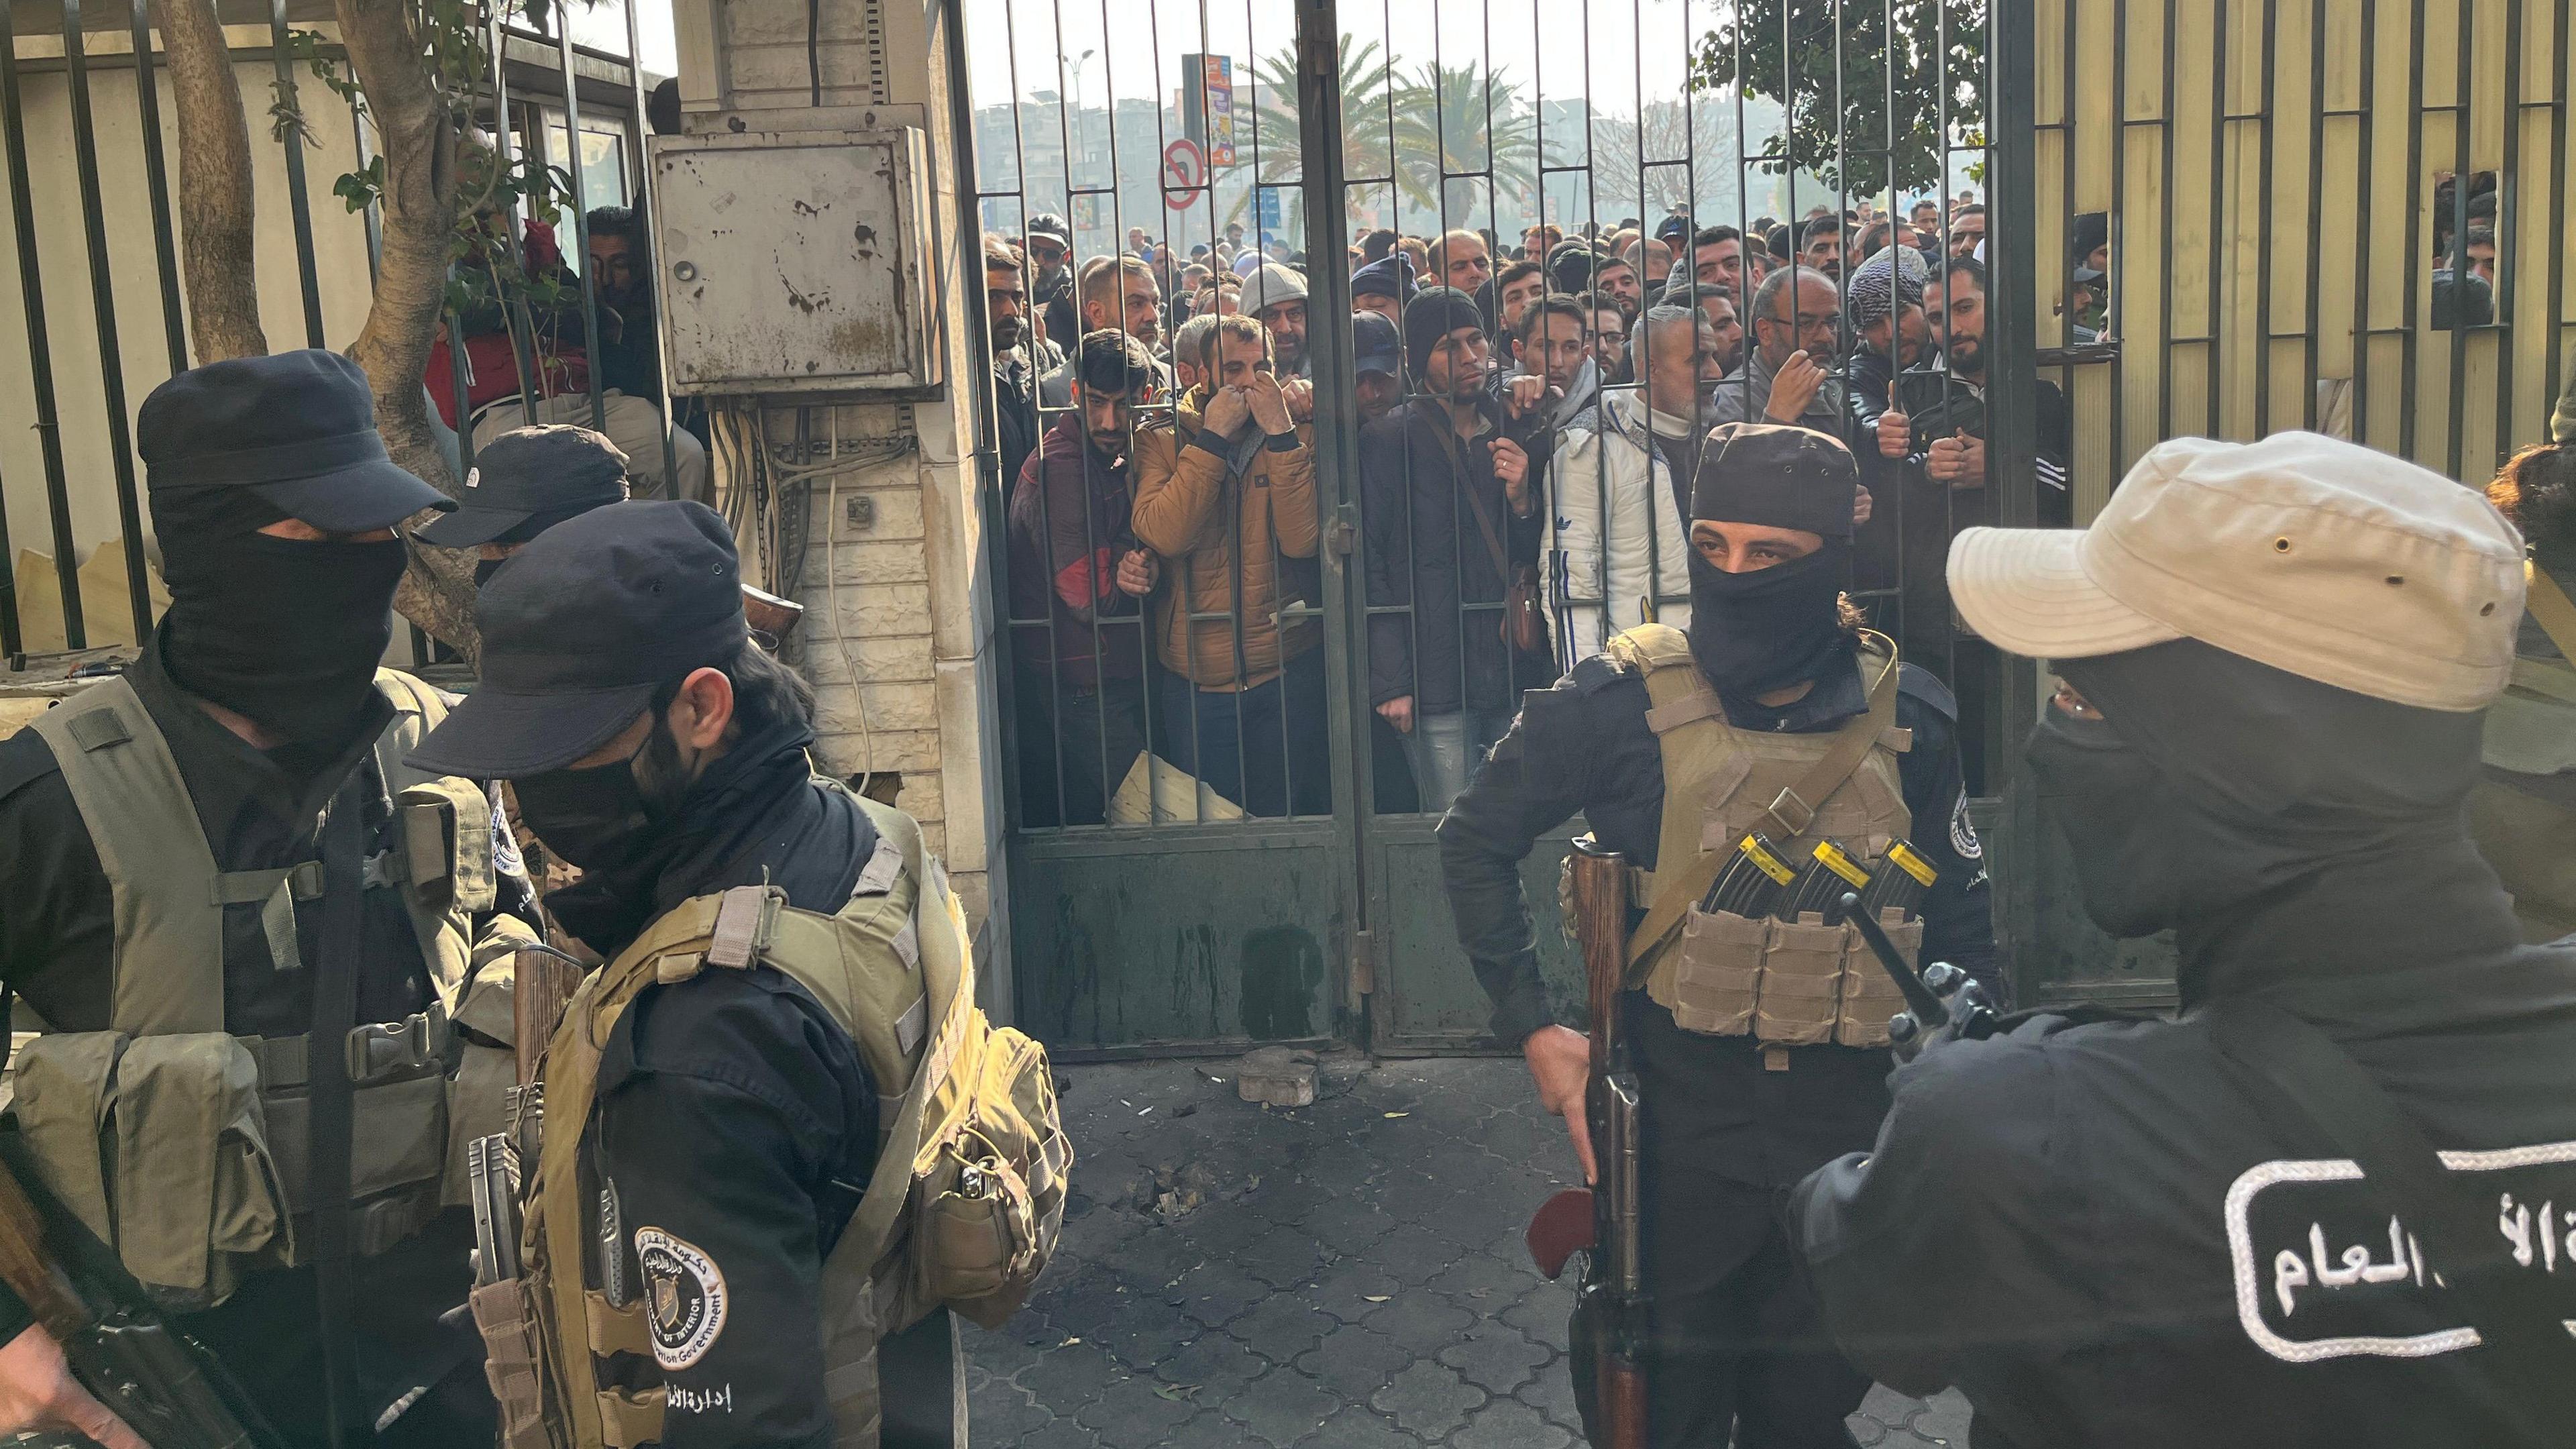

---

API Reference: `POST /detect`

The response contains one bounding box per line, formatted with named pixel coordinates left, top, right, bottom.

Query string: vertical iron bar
left=555, top=22, right=609, bottom=429
left=620, top=0, right=680, bottom=488
left=2442, top=0, right=2471, bottom=480
left=1295, top=0, right=1365, bottom=841
left=61, top=0, right=152, bottom=641
left=2349, top=0, right=2379, bottom=444
left=2300, top=0, right=2324, bottom=432
left=1985, top=0, right=2043, bottom=973
left=490, top=13, right=547, bottom=419
left=270, top=0, right=325, bottom=346
left=2396, top=0, right=2425, bottom=463
left=127, top=0, right=186, bottom=372
left=0, top=0, right=78, bottom=653
left=2489, top=0, right=2521, bottom=470
left=2204, top=0, right=2226, bottom=437
left=2546, top=0, right=2569, bottom=428
left=2251, top=0, right=2278, bottom=435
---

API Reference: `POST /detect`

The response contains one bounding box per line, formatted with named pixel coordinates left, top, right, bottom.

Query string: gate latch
left=1324, top=501, right=1359, bottom=557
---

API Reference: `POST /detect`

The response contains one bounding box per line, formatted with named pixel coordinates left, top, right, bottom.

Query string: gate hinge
left=1350, top=928, right=1375, bottom=996
left=1325, top=501, right=1359, bottom=557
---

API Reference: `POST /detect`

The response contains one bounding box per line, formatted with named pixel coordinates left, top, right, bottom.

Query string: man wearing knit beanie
left=1360, top=286, right=1542, bottom=808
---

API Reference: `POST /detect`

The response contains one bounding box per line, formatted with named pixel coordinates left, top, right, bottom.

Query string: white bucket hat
left=1946, top=431, right=2526, bottom=711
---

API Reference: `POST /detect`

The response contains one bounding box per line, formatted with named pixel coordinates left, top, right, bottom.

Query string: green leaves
left=1688, top=0, right=1986, bottom=195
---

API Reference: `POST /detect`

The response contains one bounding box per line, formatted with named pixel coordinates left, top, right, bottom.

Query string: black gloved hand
left=1886, top=961, right=2002, bottom=1065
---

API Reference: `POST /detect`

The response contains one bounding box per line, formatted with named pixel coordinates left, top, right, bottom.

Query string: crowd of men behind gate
left=989, top=194, right=2089, bottom=824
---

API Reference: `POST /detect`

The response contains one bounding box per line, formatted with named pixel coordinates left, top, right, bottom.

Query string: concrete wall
left=676, top=0, right=1012, bottom=1006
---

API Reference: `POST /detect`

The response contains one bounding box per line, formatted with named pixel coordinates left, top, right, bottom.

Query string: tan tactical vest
left=2473, top=566, right=2576, bottom=943
left=491, top=790, right=1065, bottom=1449
left=1611, top=625, right=1925, bottom=1049
left=12, top=669, right=517, bottom=1311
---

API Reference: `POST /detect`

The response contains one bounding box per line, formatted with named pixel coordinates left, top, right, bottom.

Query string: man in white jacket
left=1547, top=306, right=1725, bottom=667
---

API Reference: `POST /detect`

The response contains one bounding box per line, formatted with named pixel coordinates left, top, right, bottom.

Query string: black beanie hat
left=1404, top=286, right=1485, bottom=379
left=1690, top=423, right=1858, bottom=539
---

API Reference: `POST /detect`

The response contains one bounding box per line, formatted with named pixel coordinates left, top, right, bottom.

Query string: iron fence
left=0, top=0, right=667, bottom=667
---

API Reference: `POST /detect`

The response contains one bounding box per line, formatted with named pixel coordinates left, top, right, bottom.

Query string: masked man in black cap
left=1792, top=431, right=2576, bottom=1448
left=414, top=423, right=631, bottom=585
left=411, top=500, right=1063, bottom=1449
left=0, top=350, right=536, bottom=1448
left=1440, top=422, right=1995, bottom=1448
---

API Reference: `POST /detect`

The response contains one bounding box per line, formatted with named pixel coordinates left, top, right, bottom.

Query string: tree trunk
left=154, top=0, right=266, bottom=362
left=331, top=0, right=478, bottom=660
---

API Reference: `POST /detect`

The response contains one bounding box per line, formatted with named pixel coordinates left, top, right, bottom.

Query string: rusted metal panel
left=652, top=125, right=939, bottom=394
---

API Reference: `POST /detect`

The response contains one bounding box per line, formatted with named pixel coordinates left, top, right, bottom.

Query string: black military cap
left=1691, top=422, right=1858, bottom=539
left=414, top=425, right=629, bottom=547
left=407, top=500, right=749, bottom=777
left=138, top=349, right=453, bottom=533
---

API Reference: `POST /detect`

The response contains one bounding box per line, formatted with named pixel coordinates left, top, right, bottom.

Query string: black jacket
left=994, top=354, right=1042, bottom=510
left=575, top=725, right=898, bottom=1449
left=1359, top=397, right=1552, bottom=716
left=1790, top=845, right=2576, bottom=1448
left=1436, top=642, right=1998, bottom=1188
left=0, top=636, right=533, bottom=1440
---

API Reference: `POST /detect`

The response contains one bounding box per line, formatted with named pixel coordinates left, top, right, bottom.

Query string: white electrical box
left=651, top=127, right=941, bottom=395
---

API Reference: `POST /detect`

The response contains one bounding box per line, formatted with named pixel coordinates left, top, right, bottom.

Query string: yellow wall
left=0, top=28, right=377, bottom=613
left=2032, top=0, right=2572, bottom=511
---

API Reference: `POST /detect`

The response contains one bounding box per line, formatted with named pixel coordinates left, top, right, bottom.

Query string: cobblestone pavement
left=963, top=1055, right=1970, bottom=1447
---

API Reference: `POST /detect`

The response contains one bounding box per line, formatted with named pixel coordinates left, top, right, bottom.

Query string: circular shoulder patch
left=1949, top=794, right=1984, bottom=861
left=635, top=1226, right=729, bottom=1371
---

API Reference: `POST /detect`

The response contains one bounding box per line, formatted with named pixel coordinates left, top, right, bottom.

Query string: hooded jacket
left=1790, top=641, right=2576, bottom=1448
left=1129, top=390, right=1321, bottom=690
left=1548, top=387, right=1697, bottom=668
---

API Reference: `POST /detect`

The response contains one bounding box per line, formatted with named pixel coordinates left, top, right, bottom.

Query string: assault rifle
left=1523, top=837, right=1648, bottom=1449
left=0, top=1132, right=286, bottom=1449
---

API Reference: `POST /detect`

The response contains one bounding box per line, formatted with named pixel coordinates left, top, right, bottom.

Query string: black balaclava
left=2027, top=638, right=2512, bottom=1006
left=531, top=701, right=823, bottom=957
left=152, top=484, right=405, bottom=747
left=1684, top=423, right=1859, bottom=701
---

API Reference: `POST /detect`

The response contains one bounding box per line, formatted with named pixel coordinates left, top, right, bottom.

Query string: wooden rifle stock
left=513, top=944, right=586, bottom=1089
left=0, top=1152, right=89, bottom=1344
left=1568, top=837, right=1650, bottom=1449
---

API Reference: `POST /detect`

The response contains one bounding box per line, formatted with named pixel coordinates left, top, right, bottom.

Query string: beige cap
left=1946, top=431, right=2526, bottom=711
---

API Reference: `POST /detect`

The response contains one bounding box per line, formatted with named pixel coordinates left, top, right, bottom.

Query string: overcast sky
left=958, top=0, right=1716, bottom=121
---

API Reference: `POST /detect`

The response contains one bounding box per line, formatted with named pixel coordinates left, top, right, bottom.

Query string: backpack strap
left=1621, top=633, right=1901, bottom=974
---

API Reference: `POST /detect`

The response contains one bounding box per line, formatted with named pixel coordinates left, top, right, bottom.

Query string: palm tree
left=1246, top=37, right=1397, bottom=194
left=1385, top=60, right=1548, bottom=230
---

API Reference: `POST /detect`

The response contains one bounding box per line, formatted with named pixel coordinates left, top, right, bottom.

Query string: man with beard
left=1008, top=332, right=1163, bottom=825
left=1026, top=213, right=1079, bottom=358
left=0, top=352, right=534, bottom=1448
left=1707, top=266, right=1849, bottom=439
left=1662, top=282, right=1746, bottom=376
left=1883, top=256, right=2072, bottom=784
left=1791, top=431, right=2575, bottom=1446
left=2471, top=440, right=2576, bottom=943
left=985, top=234, right=1045, bottom=496
left=409, top=500, right=1000, bottom=1448
left=1360, top=288, right=1542, bottom=808
left=1039, top=256, right=1167, bottom=408
left=1238, top=264, right=1313, bottom=380
left=1690, top=225, right=1748, bottom=298
left=1442, top=423, right=1994, bottom=1449
left=1585, top=292, right=1631, bottom=382
left=1547, top=306, right=1720, bottom=663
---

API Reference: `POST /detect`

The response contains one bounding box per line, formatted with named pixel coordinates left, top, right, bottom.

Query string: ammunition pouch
left=1652, top=906, right=1923, bottom=1048
left=11, top=1008, right=453, bottom=1313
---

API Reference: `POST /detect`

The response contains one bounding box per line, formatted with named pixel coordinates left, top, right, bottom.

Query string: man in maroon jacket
left=1008, top=331, right=1163, bottom=824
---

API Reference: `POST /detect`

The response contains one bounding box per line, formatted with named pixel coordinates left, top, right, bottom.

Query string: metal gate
left=965, top=0, right=2047, bottom=1055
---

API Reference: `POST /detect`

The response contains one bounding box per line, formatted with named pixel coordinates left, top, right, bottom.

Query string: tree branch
left=156, top=0, right=267, bottom=362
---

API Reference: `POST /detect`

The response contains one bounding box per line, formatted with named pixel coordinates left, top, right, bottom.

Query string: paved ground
left=961, top=1055, right=1970, bottom=1447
